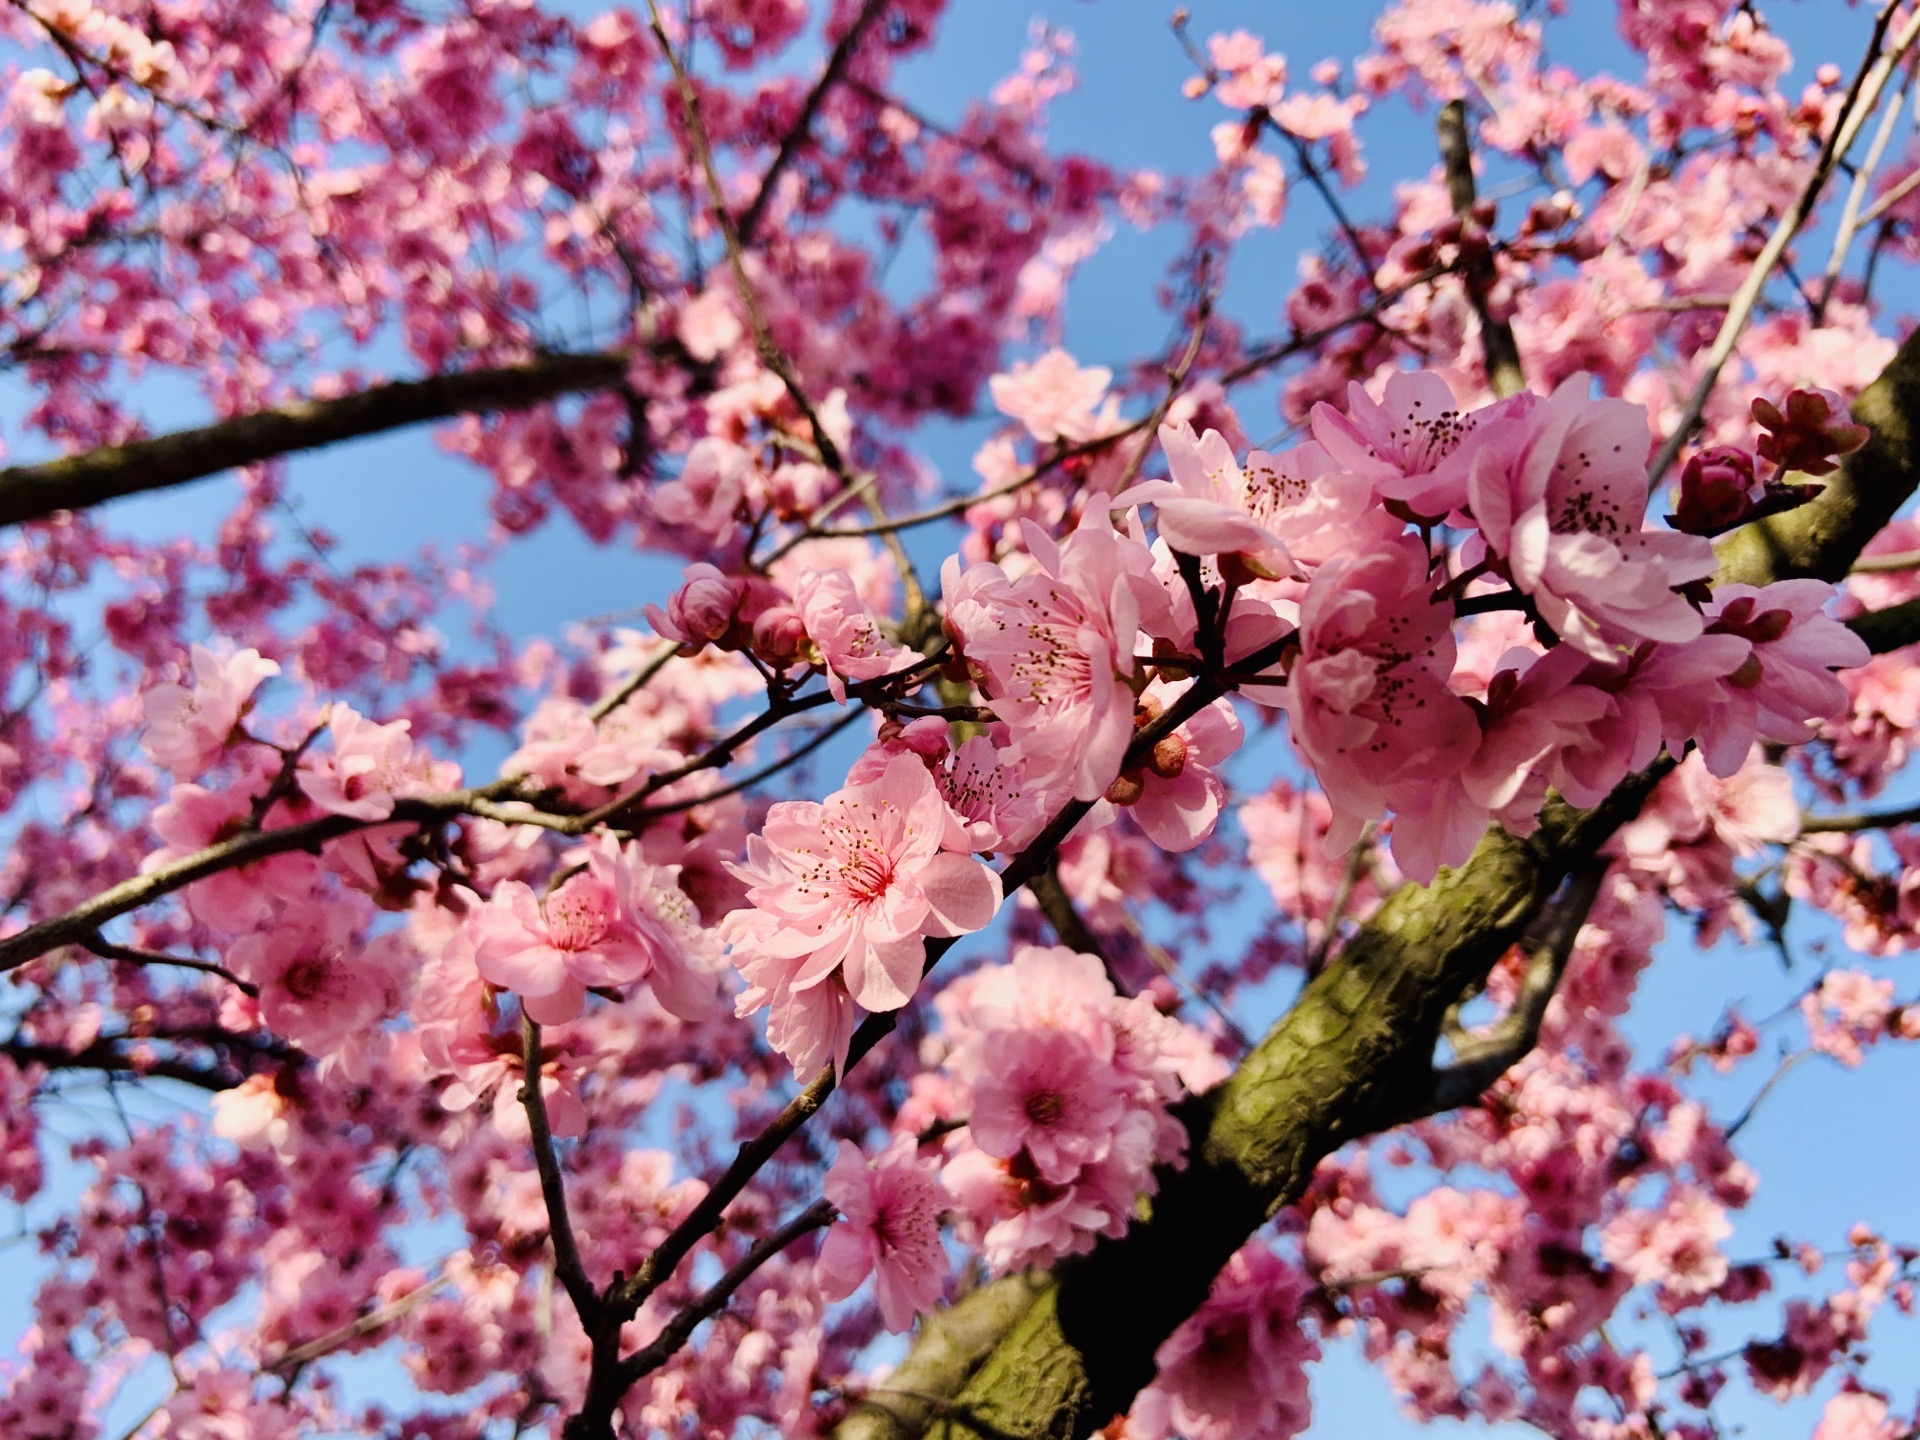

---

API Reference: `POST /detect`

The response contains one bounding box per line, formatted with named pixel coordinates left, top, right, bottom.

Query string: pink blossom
left=1145, top=1244, right=1319, bottom=1440
left=816, top=1137, right=948, bottom=1332
left=793, top=569, right=915, bottom=703
left=298, top=705, right=459, bottom=821
left=468, top=841, right=697, bottom=1023
left=142, top=645, right=279, bottom=777
left=1599, top=1186, right=1732, bottom=1299
left=1283, top=533, right=1478, bottom=864
left=1812, top=1389, right=1901, bottom=1440
left=1310, top=369, right=1489, bottom=519
left=229, top=903, right=404, bottom=1057
left=968, top=1026, right=1129, bottom=1184
left=1466, top=376, right=1715, bottom=659
left=988, top=348, right=1114, bottom=443
left=1694, top=581, right=1871, bottom=774
left=723, top=754, right=1002, bottom=1029
left=146, top=778, right=318, bottom=933
left=945, top=502, right=1166, bottom=802
left=1116, top=422, right=1297, bottom=565
left=651, top=436, right=747, bottom=540
left=1115, top=686, right=1243, bottom=853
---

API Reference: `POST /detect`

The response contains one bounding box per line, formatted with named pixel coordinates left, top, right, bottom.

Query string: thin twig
left=81, top=932, right=258, bottom=996
left=521, top=1017, right=600, bottom=1326
left=616, top=1198, right=835, bottom=1382
left=736, top=0, right=891, bottom=247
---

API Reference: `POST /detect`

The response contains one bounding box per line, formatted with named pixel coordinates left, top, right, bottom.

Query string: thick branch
left=832, top=1273, right=1057, bottom=1440
left=0, top=351, right=627, bottom=528
left=924, top=777, right=1665, bottom=1440
left=1846, top=594, right=1920, bottom=653
left=1422, top=858, right=1610, bottom=1113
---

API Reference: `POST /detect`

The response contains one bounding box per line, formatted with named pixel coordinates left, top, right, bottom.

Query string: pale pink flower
left=968, top=1026, right=1129, bottom=1184
left=816, top=1137, right=948, bottom=1332
left=1599, top=1185, right=1732, bottom=1298
left=945, top=502, right=1167, bottom=802
left=1694, top=581, right=1871, bottom=773
left=1237, top=438, right=1401, bottom=570
left=1812, top=1389, right=1900, bottom=1440
left=1116, top=422, right=1298, bottom=565
left=1465, top=376, right=1715, bottom=659
left=298, top=705, right=459, bottom=821
left=1283, top=533, right=1478, bottom=860
left=1310, top=369, right=1489, bottom=518
left=988, top=348, right=1113, bottom=443
left=723, top=754, right=1002, bottom=1023
left=794, top=569, right=915, bottom=703
left=651, top=436, right=747, bottom=540
left=142, top=645, right=279, bottom=777
left=468, top=844, right=690, bottom=1022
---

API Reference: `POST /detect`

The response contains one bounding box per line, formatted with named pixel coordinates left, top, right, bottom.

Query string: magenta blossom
left=816, top=1137, right=949, bottom=1333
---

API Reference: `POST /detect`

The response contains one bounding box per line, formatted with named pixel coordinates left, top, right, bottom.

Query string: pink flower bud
left=750, top=604, right=807, bottom=667
left=665, top=564, right=742, bottom=647
left=1671, top=446, right=1759, bottom=535
left=1751, top=387, right=1870, bottom=477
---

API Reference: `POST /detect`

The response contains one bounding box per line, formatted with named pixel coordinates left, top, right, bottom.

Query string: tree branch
left=522, top=1017, right=600, bottom=1328
left=832, top=1273, right=1057, bottom=1440
left=1437, top=99, right=1526, bottom=400
left=615, top=1198, right=835, bottom=1384
left=0, top=351, right=628, bottom=528
left=1420, top=858, right=1610, bottom=1114
left=735, top=0, right=891, bottom=248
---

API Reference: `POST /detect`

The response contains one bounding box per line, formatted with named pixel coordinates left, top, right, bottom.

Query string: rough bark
left=896, top=324, right=1920, bottom=1440
left=0, top=350, right=629, bottom=528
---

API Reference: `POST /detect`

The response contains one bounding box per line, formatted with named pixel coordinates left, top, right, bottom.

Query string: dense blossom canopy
left=3, top=2, right=1920, bottom=1440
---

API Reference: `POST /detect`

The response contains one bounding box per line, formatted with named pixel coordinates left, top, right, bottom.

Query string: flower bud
left=1751, top=387, right=1870, bottom=477
left=1106, top=768, right=1146, bottom=806
left=1671, top=446, right=1759, bottom=536
left=750, top=605, right=808, bottom=667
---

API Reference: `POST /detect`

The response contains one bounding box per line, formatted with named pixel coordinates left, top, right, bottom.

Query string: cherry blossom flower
left=1310, top=369, right=1490, bottom=518
left=1466, top=376, right=1715, bottom=659
left=1283, top=532, right=1478, bottom=864
left=298, top=706, right=460, bottom=821
left=968, top=1026, right=1130, bottom=1184
left=945, top=502, right=1167, bottom=802
left=988, top=348, right=1114, bottom=443
left=1116, top=422, right=1297, bottom=566
left=723, top=754, right=1002, bottom=1036
left=142, top=645, right=279, bottom=777
left=794, top=569, right=916, bottom=703
left=816, top=1137, right=948, bottom=1332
